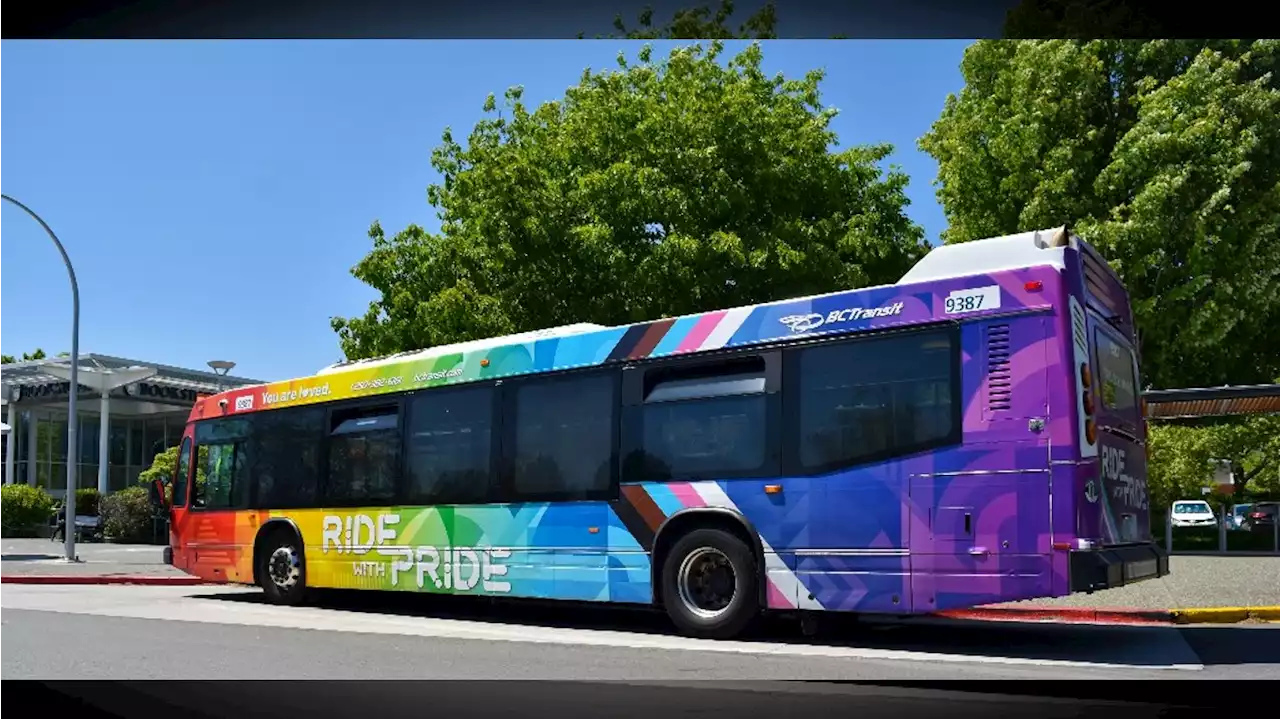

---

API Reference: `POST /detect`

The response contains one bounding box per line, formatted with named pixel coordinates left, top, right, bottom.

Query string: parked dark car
left=1227, top=503, right=1253, bottom=531
left=1241, top=502, right=1278, bottom=532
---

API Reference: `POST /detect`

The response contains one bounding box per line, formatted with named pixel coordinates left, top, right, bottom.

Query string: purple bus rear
left=739, top=227, right=1167, bottom=614
left=1061, top=237, right=1165, bottom=590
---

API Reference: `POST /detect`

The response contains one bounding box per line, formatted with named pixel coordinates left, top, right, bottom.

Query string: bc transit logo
left=779, top=313, right=825, bottom=333
left=779, top=301, right=905, bottom=334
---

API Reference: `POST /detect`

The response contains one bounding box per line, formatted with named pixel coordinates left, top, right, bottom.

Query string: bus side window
left=323, top=404, right=400, bottom=506
left=783, top=327, right=959, bottom=474
left=404, top=384, right=496, bottom=506
left=506, top=370, right=617, bottom=502
left=252, top=406, right=325, bottom=509
left=622, top=355, right=778, bottom=483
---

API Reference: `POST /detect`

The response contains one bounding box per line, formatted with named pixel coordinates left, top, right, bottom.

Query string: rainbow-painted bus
left=155, top=226, right=1166, bottom=638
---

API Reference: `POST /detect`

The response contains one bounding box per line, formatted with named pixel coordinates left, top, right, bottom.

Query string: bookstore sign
left=130, top=382, right=200, bottom=404
left=12, top=381, right=200, bottom=405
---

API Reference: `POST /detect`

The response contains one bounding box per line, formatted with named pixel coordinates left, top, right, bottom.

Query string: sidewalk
left=933, top=555, right=1280, bottom=624
left=993, top=554, right=1280, bottom=610
left=1, top=538, right=199, bottom=584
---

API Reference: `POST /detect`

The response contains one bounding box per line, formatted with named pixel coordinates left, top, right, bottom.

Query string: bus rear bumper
left=1068, top=542, right=1168, bottom=593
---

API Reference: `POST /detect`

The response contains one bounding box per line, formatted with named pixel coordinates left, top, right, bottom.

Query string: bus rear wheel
left=256, top=528, right=309, bottom=606
left=660, top=528, right=759, bottom=639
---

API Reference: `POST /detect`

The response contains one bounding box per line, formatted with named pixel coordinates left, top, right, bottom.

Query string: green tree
left=138, top=445, right=208, bottom=504
left=0, top=348, right=47, bottom=364
left=1148, top=414, right=1280, bottom=511
left=587, top=1, right=778, bottom=40
left=1002, top=0, right=1171, bottom=39
left=919, top=40, right=1280, bottom=391
left=333, top=42, right=928, bottom=360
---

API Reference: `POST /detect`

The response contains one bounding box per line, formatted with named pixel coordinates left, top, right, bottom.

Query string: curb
left=1, top=574, right=210, bottom=586
left=1171, top=606, right=1280, bottom=624
left=938, top=605, right=1280, bottom=625
left=937, top=606, right=1174, bottom=625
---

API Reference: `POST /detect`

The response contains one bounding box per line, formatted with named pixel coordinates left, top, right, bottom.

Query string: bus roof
left=194, top=226, right=1081, bottom=419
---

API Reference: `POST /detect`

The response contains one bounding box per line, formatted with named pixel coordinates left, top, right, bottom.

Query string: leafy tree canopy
left=920, top=40, right=1280, bottom=391
left=588, top=1, right=778, bottom=40
left=333, top=41, right=928, bottom=360
left=0, top=348, right=46, bottom=364
left=1002, top=0, right=1174, bottom=39
left=1148, top=413, right=1280, bottom=510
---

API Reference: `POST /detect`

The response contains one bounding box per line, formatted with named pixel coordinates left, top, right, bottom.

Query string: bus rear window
left=1094, top=329, right=1137, bottom=412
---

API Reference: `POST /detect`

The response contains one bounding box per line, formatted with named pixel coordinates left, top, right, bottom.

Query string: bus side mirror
left=148, top=479, right=168, bottom=510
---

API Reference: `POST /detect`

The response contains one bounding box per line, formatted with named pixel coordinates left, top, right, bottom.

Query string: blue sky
left=2, top=40, right=970, bottom=382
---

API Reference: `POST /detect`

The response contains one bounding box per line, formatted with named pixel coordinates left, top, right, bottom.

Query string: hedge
left=1, top=485, right=55, bottom=537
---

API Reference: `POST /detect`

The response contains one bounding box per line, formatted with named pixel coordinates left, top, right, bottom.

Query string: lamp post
left=0, top=414, right=10, bottom=486
left=207, top=360, right=236, bottom=392
left=3, top=194, right=80, bottom=562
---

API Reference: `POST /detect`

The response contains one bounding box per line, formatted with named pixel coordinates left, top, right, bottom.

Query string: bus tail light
left=1080, top=362, right=1097, bottom=445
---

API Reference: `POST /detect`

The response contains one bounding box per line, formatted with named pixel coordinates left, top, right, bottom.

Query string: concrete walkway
left=998, top=555, right=1280, bottom=611
left=1, top=538, right=190, bottom=579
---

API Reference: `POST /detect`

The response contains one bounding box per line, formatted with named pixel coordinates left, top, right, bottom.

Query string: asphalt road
left=3, top=584, right=1278, bottom=683
left=12, top=677, right=1214, bottom=719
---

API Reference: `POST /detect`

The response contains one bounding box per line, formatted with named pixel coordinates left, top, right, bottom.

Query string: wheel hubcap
left=676, top=547, right=736, bottom=619
left=267, top=546, right=301, bottom=591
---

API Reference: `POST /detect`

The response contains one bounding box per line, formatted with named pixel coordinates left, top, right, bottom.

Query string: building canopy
left=2, top=353, right=261, bottom=494
left=1144, top=384, right=1280, bottom=420
left=2, top=353, right=260, bottom=410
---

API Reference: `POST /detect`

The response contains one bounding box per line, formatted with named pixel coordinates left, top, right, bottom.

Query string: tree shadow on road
left=189, top=588, right=1274, bottom=670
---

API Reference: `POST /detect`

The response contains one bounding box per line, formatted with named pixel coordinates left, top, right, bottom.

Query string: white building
left=1, top=354, right=260, bottom=496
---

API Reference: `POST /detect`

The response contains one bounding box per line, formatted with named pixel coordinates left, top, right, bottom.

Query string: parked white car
left=1170, top=500, right=1218, bottom=528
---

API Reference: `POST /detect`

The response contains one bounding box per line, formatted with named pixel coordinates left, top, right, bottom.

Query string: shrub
left=1, top=484, right=55, bottom=537
left=75, top=488, right=100, bottom=517
left=100, top=486, right=154, bottom=543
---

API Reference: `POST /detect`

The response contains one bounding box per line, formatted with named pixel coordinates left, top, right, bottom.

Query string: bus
left=154, top=226, right=1167, bottom=639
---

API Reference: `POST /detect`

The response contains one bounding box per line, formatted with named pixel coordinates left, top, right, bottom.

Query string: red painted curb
left=1, top=574, right=210, bottom=586
left=937, top=606, right=1173, bottom=625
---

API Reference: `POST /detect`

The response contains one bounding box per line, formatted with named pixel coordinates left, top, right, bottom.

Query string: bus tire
left=256, top=527, right=309, bottom=606
left=660, top=527, right=759, bottom=639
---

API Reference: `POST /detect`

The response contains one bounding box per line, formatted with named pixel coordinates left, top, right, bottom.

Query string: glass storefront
left=4, top=408, right=188, bottom=494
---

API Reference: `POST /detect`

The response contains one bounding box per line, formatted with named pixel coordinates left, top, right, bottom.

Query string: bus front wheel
left=660, top=528, right=759, bottom=639
left=256, top=528, right=309, bottom=606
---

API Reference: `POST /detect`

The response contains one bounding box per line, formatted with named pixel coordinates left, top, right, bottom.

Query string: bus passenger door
left=168, top=434, right=196, bottom=572
left=186, top=422, right=254, bottom=583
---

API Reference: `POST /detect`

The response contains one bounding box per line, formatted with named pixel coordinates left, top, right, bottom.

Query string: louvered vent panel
left=987, top=324, right=1012, bottom=411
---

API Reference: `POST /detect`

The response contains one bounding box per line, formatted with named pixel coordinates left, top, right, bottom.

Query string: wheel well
left=252, top=520, right=302, bottom=585
left=650, top=510, right=765, bottom=607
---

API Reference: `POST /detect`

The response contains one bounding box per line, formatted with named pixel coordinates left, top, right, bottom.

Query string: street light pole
left=2, top=194, right=80, bottom=562
left=208, top=360, right=236, bottom=393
